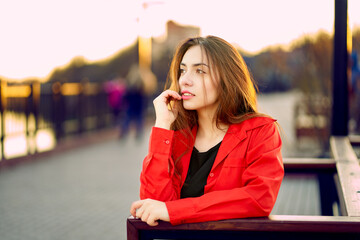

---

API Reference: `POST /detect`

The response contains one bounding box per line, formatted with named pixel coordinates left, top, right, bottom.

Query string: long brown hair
left=165, top=35, right=266, bottom=132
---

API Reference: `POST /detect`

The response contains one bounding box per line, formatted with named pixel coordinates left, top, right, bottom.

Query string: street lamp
left=137, top=1, right=164, bottom=95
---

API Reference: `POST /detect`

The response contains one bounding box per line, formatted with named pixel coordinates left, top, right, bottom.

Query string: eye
left=196, top=69, right=206, bottom=74
left=179, top=68, right=186, bottom=74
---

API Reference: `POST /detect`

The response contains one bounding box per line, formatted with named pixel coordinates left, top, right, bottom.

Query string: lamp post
left=137, top=1, right=163, bottom=95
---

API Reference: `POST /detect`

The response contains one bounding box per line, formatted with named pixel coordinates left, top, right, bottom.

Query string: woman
left=130, top=36, right=284, bottom=226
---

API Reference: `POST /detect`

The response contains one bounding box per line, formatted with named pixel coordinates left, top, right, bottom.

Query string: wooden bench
left=127, top=136, right=360, bottom=240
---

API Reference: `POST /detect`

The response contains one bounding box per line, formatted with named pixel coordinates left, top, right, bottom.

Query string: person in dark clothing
left=120, top=86, right=145, bottom=139
left=120, top=64, right=146, bottom=139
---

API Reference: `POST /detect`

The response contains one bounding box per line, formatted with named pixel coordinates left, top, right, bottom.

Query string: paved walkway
left=0, top=92, right=321, bottom=240
left=0, top=133, right=149, bottom=240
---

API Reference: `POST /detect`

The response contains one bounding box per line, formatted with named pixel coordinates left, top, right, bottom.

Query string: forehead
left=181, top=45, right=209, bottom=65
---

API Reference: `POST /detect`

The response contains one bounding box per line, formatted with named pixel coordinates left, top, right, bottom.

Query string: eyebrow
left=180, top=62, right=209, bottom=68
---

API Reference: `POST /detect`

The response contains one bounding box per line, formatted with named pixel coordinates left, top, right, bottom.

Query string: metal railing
left=0, top=79, right=114, bottom=161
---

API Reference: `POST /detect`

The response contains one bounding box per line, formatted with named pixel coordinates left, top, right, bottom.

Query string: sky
left=1, top=0, right=360, bottom=80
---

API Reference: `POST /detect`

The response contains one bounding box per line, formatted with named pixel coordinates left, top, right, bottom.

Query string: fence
left=0, top=79, right=114, bottom=162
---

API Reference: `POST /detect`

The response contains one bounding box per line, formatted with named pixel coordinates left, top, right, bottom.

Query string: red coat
left=140, top=117, right=284, bottom=225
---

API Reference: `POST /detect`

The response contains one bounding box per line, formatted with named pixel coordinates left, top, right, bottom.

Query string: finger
left=164, top=89, right=181, bottom=97
left=130, top=200, right=144, bottom=217
left=163, top=90, right=181, bottom=101
left=130, top=203, right=137, bottom=217
left=131, top=200, right=144, bottom=210
left=136, top=206, right=144, bottom=219
left=135, top=203, right=147, bottom=219
left=147, top=215, right=159, bottom=226
left=141, top=209, right=150, bottom=223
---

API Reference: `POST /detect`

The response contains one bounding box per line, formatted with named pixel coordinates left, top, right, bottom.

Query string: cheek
left=206, top=85, right=219, bottom=102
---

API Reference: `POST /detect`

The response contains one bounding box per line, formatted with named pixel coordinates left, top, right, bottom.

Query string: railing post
left=30, top=82, right=40, bottom=154
left=77, top=82, right=83, bottom=135
left=0, top=80, right=6, bottom=160
left=52, top=82, right=64, bottom=140
left=25, top=82, right=32, bottom=155
left=331, top=0, right=349, bottom=136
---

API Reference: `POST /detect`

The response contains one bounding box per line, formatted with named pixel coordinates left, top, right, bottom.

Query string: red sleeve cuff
left=166, top=198, right=195, bottom=225
left=149, top=127, right=175, bottom=156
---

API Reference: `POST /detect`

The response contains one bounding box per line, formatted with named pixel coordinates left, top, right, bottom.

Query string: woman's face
left=179, top=45, right=219, bottom=114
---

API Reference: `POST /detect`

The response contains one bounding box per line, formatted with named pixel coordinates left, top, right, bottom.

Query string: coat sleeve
left=139, top=127, right=181, bottom=201
left=165, top=122, right=284, bottom=225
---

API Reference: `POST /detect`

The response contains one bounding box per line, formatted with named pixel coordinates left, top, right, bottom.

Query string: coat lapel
left=211, top=124, right=248, bottom=170
left=178, top=123, right=249, bottom=181
left=175, top=127, right=197, bottom=186
left=176, top=117, right=275, bottom=186
left=211, top=117, right=276, bottom=171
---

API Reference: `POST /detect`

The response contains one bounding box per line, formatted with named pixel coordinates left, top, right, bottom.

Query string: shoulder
left=230, top=116, right=277, bottom=133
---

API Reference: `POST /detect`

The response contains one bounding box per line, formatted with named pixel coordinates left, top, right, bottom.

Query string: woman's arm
left=139, top=89, right=183, bottom=200
left=130, top=90, right=183, bottom=225
left=139, top=127, right=182, bottom=201
left=129, top=127, right=176, bottom=226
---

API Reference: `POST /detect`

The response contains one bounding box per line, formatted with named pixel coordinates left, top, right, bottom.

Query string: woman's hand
left=130, top=199, right=170, bottom=226
left=153, top=90, right=182, bottom=130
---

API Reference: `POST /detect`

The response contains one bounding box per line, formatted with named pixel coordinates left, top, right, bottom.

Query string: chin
left=183, top=103, right=197, bottom=110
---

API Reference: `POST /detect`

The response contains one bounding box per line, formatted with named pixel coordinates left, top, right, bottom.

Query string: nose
left=179, top=72, right=193, bottom=87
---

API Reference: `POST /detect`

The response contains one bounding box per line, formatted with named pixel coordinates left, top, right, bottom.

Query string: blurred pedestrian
left=120, top=64, right=146, bottom=140
left=104, top=77, right=126, bottom=127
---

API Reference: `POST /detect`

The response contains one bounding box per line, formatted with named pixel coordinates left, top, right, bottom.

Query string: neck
left=196, top=109, right=228, bottom=139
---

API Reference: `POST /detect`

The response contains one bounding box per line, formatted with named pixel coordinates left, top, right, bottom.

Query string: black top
left=180, top=141, right=222, bottom=198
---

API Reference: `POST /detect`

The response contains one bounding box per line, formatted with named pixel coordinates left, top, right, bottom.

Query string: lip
left=181, top=90, right=195, bottom=100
